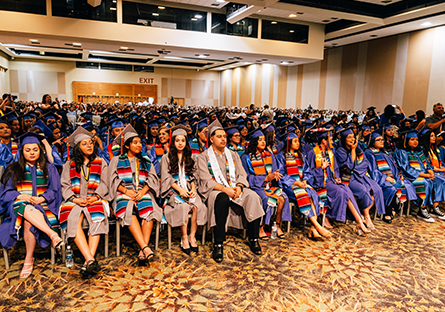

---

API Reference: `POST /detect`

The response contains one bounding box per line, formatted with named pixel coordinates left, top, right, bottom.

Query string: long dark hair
left=2, top=144, right=49, bottom=188
left=419, top=129, right=437, bottom=158
left=245, top=137, right=260, bottom=155
left=71, top=140, right=99, bottom=173
left=168, top=135, right=194, bottom=174
left=266, top=131, right=275, bottom=148
left=122, top=136, right=149, bottom=169
left=280, top=136, right=303, bottom=159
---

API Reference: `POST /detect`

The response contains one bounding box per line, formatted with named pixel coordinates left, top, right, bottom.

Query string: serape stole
left=154, top=145, right=167, bottom=164
left=13, top=165, right=58, bottom=235
left=108, top=142, right=120, bottom=160
left=313, top=145, right=335, bottom=186
left=271, top=144, right=279, bottom=156
left=408, top=151, right=427, bottom=204
left=285, top=152, right=311, bottom=215
left=9, top=141, right=18, bottom=159
left=115, top=155, right=153, bottom=220
left=429, top=148, right=443, bottom=172
left=171, top=173, right=191, bottom=204
left=341, top=150, right=365, bottom=186
left=207, top=159, right=234, bottom=186
left=59, top=158, right=105, bottom=230
left=190, top=138, right=203, bottom=156
left=228, top=143, right=245, bottom=157
left=250, top=150, right=282, bottom=208
left=372, top=149, right=407, bottom=203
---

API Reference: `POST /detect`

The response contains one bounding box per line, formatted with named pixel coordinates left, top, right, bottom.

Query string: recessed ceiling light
left=191, top=18, right=198, bottom=21
left=110, top=7, right=116, bottom=10
left=195, top=14, right=202, bottom=19
left=257, top=9, right=261, bottom=12
left=289, top=14, right=296, bottom=18
left=39, top=51, right=45, bottom=55
left=152, top=13, right=159, bottom=16
left=289, top=30, right=294, bottom=33
left=217, top=0, right=225, bottom=2
left=421, top=21, right=432, bottom=27
left=29, top=39, right=39, bottom=43
left=120, top=46, right=129, bottom=50
left=73, top=42, right=82, bottom=46
left=271, top=21, right=277, bottom=24
left=158, top=6, right=165, bottom=9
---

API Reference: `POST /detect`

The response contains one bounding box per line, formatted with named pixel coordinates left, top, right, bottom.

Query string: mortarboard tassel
left=286, top=133, right=289, bottom=154
left=66, top=138, right=70, bottom=161
left=120, top=134, right=123, bottom=155
left=206, top=129, right=208, bottom=149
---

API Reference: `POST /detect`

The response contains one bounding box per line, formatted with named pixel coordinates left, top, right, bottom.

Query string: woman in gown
left=160, top=125, right=207, bottom=255
left=109, top=125, right=163, bottom=265
left=59, top=127, right=110, bottom=276
left=0, top=132, right=63, bottom=278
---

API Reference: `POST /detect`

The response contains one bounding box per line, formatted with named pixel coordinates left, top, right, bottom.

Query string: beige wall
left=222, top=25, right=445, bottom=116
left=0, top=53, right=9, bottom=96
left=7, top=59, right=220, bottom=105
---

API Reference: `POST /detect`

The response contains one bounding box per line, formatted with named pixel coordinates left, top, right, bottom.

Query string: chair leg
left=243, top=229, right=247, bottom=240
left=3, top=247, right=9, bottom=270
left=287, top=221, right=290, bottom=233
left=373, top=208, right=378, bottom=220
left=201, top=225, right=206, bottom=246
left=51, top=246, right=55, bottom=265
left=61, top=228, right=66, bottom=261
left=104, top=233, right=109, bottom=258
left=155, top=221, right=160, bottom=251
left=168, top=224, right=172, bottom=250
left=321, top=213, right=326, bottom=228
left=116, top=220, right=121, bottom=257
left=407, top=201, right=411, bottom=216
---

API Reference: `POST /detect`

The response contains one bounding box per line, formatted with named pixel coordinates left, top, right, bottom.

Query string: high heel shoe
left=356, top=224, right=370, bottom=236
left=364, top=216, right=376, bottom=231
left=189, top=236, right=198, bottom=253
left=20, top=258, right=34, bottom=279
left=50, top=233, right=64, bottom=250
left=308, top=227, right=322, bottom=241
left=180, top=241, right=191, bottom=256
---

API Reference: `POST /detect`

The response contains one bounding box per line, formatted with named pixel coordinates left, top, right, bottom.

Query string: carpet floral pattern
left=1, top=216, right=445, bottom=311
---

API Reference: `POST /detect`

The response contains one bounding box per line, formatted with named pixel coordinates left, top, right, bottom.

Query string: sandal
left=364, top=216, right=376, bottom=231
left=259, top=235, right=270, bottom=241
left=81, top=259, right=100, bottom=277
left=20, top=258, right=34, bottom=279
left=50, top=233, right=64, bottom=250
left=141, top=245, right=154, bottom=261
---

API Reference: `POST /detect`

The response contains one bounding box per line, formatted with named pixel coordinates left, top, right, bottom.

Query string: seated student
left=305, top=129, right=370, bottom=235
left=0, top=132, right=63, bottom=278
left=59, top=127, right=110, bottom=276
left=108, top=125, right=162, bottom=265
left=241, top=128, right=291, bottom=240
left=0, top=117, right=16, bottom=167
left=276, top=132, right=332, bottom=238
left=100, top=118, right=125, bottom=164
left=364, top=132, right=416, bottom=223
left=335, top=128, right=386, bottom=230
left=383, top=124, right=397, bottom=155
left=190, top=119, right=208, bottom=157
left=145, top=120, right=159, bottom=151
left=238, top=124, right=248, bottom=147
left=394, top=130, right=445, bottom=222
left=160, top=125, right=207, bottom=255
left=197, top=119, right=264, bottom=263
left=148, top=125, right=170, bottom=175
left=226, top=126, right=245, bottom=157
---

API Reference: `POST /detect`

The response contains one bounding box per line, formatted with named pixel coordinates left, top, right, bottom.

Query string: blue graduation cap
left=148, top=120, right=159, bottom=128
left=32, top=120, right=54, bottom=138
left=15, top=132, right=45, bottom=146
left=224, top=126, right=239, bottom=136
left=247, top=128, right=265, bottom=140
left=22, top=112, right=37, bottom=120
left=5, top=111, right=18, bottom=123
left=106, top=118, right=126, bottom=130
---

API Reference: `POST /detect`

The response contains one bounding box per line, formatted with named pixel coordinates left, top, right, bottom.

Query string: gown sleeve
left=196, top=151, right=217, bottom=200
left=305, top=149, right=325, bottom=188
left=233, top=150, right=249, bottom=187
left=148, top=145, right=160, bottom=175
left=335, top=147, right=354, bottom=171
left=276, top=152, right=295, bottom=188
left=160, top=154, right=177, bottom=197
left=364, top=149, right=387, bottom=185
left=394, top=149, right=420, bottom=180
left=61, top=162, right=75, bottom=201
left=0, top=144, right=13, bottom=168
left=95, top=158, right=110, bottom=199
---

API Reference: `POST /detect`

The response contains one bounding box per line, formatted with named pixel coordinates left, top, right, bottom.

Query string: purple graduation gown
left=241, top=152, right=291, bottom=225
left=364, top=149, right=417, bottom=206
left=276, top=151, right=321, bottom=218
left=335, top=147, right=385, bottom=215
left=305, top=147, right=361, bottom=222
left=0, top=164, right=62, bottom=250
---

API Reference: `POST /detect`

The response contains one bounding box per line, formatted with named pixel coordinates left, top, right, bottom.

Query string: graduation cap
left=208, top=119, right=224, bottom=137
left=418, top=127, right=430, bottom=138
left=82, top=121, right=98, bottom=132
left=247, top=127, right=265, bottom=140
left=399, top=129, right=418, bottom=148
left=0, top=116, right=8, bottom=125
left=171, top=125, right=189, bottom=138
left=43, top=112, right=60, bottom=122
left=238, top=124, right=247, bottom=131
left=114, top=124, right=139, bottom=154
left=382, top=123, right=393, bottom=131
left=158, top=117, right=166, bottom=123
left=5, top=111, right=18, bottom=123
left=367, top=106, right=376, bottom=111
left=68, top=126, right=94, bottom=147
left=80, top=112, right=93, bottom=120
left=359, top=124, right=371, bottom=132
left=32, top=120, right=54, bottom=138
left=22, top=112, right=37, bottom=120
left=338, top=126, right=355, bottom=137
left=105, top=118, right=126, bottom=130
left=224, top=126, right=240, bottom=136
left=148, top=120, right=159, bottom=128
left=15, top=132, right=45, bottom=146
left=364, top=131, right=382, bottom=146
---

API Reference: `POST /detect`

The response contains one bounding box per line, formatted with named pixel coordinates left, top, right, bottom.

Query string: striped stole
left=372, top=149, right=393, bottom=178
left=313, top=145, right=335, bottom=185
left=285, top=153, right=311, bottom=215
left=429, top=149, right=440, bottom=169
left=190, top=138, right=205, bottom=155
left=207, top=159, right=233, bottom=186
left=59, top=158, right=105, bottom=230
left=154, top=145, right=167, bottom=163
left=249, top=150, right=282, bottom=208
left=228, top=144, right=245, bottom=157
left=408, top=151, right=427, bottom=172
left=10, top=141, right=18, bottom=159
left=108, top=142, right=120, bottom=160
left=13, top=165, right=58, bottom=235
left=271, top=144, right=278, bottom=156
left=115, top=155, right=153, bottom=220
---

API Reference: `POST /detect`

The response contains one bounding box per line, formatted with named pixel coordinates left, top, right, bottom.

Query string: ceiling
left=1, top=0, right=445, bottom=70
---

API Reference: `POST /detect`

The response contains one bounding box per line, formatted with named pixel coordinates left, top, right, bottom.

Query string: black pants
left=213, top=192, right=260, bottom=244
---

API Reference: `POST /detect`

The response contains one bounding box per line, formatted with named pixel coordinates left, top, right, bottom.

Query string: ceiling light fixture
left=421, top=21, right=432, bottom=27
left=289, top=30, right=294, bottom=33
left=110, top=7, right=116, bottom=10
left=191, top=18, right=198, bottom=21
left=39, top=51, right=45, bottom=55
left=73, top=43, right=82, bottom=46
left=217, top=0, right=226, bottom=2
left=152, top=13, right=159, bottom=16
left=257, top=9, right=261, bottom=12
left=120, top=46, right=129, bottom=50
left=271, top=21, right=277, bottom=24
left=158, top=6, right=165, bottom=9
left=29, top=39, right=39, bottom=43
left=289, top=14, right=296, bottom=18
left=195, top=14, right=202, bottom=19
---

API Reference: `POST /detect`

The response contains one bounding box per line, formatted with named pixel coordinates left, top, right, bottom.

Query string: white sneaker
left=430, top=206, right=445, bottom=221
left=417, top=209, right=435, bottom=223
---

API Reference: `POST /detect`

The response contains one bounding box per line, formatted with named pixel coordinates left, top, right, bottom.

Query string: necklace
left=81, top=165, right=90, bottom=190
left=135, top=158, right=139, bottom=190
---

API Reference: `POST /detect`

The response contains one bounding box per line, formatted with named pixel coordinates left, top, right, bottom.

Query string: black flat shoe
left=189, top=236, right=199, bottom=253
left=249, top=239, right=262, bottom=255
left=81, top=259, right=100, bottom=277
left=382, top=216, right=392, bottom=224
left=212, top=244, right=223, bottom=263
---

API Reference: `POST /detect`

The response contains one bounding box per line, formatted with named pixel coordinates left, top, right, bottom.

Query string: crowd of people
left=0, top=92, right=444, bottom=279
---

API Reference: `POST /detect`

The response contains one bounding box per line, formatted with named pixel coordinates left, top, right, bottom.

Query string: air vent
left=153, top=60, right=211, bottom=67
left=89, top=54, right=149, bottom=63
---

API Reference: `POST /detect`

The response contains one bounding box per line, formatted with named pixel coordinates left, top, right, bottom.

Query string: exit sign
left=139, top=78, right=154, bottom=84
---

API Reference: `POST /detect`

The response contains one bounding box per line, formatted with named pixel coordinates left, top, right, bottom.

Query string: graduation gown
left=148, top=144, right=168, bottom=175
left=60, top=158, right=110, bottom=238
left=197, top=148, right=264, bottom=230
left=160, top=154, right=207, bottom=227
left=241, top=151, right=291, bottom=225
left=335, top=147, right=385, bottom=215
left=305, top=146, right=361, bottom=222
left=108, top=156, right=162, bottom=226
left=0, top=164, right=62, bottom=249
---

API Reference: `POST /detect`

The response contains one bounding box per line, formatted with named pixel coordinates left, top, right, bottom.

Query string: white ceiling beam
left=227, top=5, right=263, bottom=24
left=82, top=49, right=89, bottom=60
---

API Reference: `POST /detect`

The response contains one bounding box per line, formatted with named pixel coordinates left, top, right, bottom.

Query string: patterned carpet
left=1, top=213, right=445, bottom=312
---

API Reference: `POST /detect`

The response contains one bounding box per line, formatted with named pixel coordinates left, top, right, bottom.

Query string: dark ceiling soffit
left=205, top=61, right=239, bottom=70
left=325, top=10, right=445, bottom=42
left=278, top=0, right=445, bottom=19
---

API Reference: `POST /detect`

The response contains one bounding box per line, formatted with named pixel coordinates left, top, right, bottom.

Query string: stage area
left=1, top=215, right=444, bottom=311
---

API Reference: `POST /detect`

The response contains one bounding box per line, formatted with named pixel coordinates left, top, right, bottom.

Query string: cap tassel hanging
left=206, top=129, right=209, bottom=149
left=286, top=133, right=289, bottom=154
left=120, top=134, right=124, bottom=155
left=66, top=138, right=70, bottom=161
left=168, top=130, right=172, bottom=150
